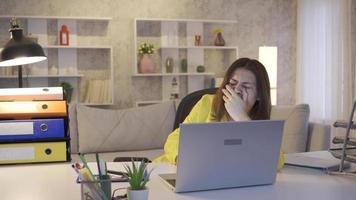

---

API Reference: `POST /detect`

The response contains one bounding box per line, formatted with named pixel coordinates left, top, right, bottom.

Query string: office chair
left=112, top=88, right=217, bottom=163
left=173, top=87, right=218, bottom=130
left=113, top=157, right=150, bottom=162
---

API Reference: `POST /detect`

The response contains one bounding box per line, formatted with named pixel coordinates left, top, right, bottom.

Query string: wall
left=352, top=0, right=356, bottom=102
left=0, top=0, right=297, bottom=107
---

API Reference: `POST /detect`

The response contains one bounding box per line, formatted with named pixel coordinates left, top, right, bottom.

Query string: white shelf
left=0, top=15, right=113, bottom=106
left=133, top=72, right=215, bottom=77
left=135, top=99, right=182, bottom=107
left=136, top=100, right=163, bottom=104
left=0, top=76, right=21, bottom=79
left=135, top=100, right=164, bottom=107
left=80, top=102, right=114, bottom=106
left=0, top=75, right=83, bottom=78
left=43, top=75, right=84, bottom=78
left=135, top=18, right=237, bottom=24
left=134, top=18, right=238, bottom=103
left=0, top=15, right=112, bottom=21
left=2, top=45, right=112, bottom=50
left=160, top=46, right=238, bottom=50
left=43, top=45, right=112, bottom=49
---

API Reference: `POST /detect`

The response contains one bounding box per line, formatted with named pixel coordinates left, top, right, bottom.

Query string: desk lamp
left=0, top=18, right=47, bottom=87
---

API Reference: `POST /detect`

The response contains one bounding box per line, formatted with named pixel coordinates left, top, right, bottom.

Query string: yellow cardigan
left=153, top=94, right=284, bottom=170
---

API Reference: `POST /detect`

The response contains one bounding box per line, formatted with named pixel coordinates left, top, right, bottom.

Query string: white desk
left=1, top=151, right=356, bottom=200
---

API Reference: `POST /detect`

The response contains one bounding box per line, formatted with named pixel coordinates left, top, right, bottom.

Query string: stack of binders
left=0, top=87, right=71, bottom=164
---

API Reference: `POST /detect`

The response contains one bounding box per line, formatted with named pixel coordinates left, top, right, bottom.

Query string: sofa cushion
left=76, top=101, right=176, bottom=153
left=271, top=104, right=310, bottom=153
left=68, top=104, right=79, bottom=153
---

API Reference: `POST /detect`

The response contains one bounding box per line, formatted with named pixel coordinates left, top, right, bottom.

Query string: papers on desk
left=285, top=153, right=351, bottom=171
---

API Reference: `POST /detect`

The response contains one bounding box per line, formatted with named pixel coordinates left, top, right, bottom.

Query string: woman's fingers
left=223, top=95, right=229, bottom=102
left=225, top=85, right=237, bottom=98
left=222, top=88, right=232, bottom=100
left=226, top=84, right=244, bottom=100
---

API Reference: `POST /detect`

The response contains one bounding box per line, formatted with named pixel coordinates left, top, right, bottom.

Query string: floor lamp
left=0, top=18, right=47, bottom=88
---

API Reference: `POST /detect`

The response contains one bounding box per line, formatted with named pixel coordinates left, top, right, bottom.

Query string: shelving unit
left=160, top=46, right=239, bottom=50
left=0, top=75, right=83, bottom=78
left=329, top=101, right=356, bottom=177
left=133, top=18, right=238, bottom=106
left=132, top=72, right=214, bottom=77
left=135, top=100, right=164, bottom=107
left=0, top=15, right=112, bottom=21
left=134, top=18, right=237, bottom=23
left=43, top=45, right=112, bottom=49
left=0, top=16, right=113, bottom=105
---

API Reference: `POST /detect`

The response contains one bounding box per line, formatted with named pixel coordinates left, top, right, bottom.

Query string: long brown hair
left=212, top=58, right=271, bottom=120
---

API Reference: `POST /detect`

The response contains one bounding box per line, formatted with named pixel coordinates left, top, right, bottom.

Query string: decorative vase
left=66, top=67, right=77, bottom=75
left=30, top=65, right=40, bottom=75
left=180, top=58, right=187, bottom=73
left=49, top=65, right=58, bottom=75
left=127, top=188, right=149, bottom=200
left=196, top=65, right=205, bottom=73
left=214, top=32, right=225, bottom=46
left=59, top=24, right=69, bottom=46
left=139, top=54, right=156, bottom=73
left=165, top=57, right=174, bottom=73
left=194, top=34, right=201, bottom=46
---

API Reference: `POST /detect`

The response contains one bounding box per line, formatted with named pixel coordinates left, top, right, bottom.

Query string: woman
left=154, top=58, right=284, bottom=170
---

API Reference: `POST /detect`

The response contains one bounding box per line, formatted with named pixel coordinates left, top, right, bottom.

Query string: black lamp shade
left=0, top=28, right=47, bottom=67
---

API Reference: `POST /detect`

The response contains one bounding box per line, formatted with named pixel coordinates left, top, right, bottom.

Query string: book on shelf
left=84, top=79, right=111, bottom=104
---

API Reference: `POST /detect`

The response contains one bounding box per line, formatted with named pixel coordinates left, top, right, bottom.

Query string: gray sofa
left=70, top=101, right=331, bottom=162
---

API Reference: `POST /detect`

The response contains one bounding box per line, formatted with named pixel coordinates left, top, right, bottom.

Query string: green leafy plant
left=60, top=82, right=73, bottom=103
left=138, top=43, right=155, bottom=55
left=123, top=160, right=152, bottom=190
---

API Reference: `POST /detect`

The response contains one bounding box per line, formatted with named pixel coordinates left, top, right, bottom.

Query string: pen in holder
left=77, top=175, right=112, bottom=200
left=101, top=175, right=112, bottom=199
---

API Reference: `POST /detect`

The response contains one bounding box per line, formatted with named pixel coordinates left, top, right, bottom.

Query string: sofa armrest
left=306, top=122, right=331, bottom=151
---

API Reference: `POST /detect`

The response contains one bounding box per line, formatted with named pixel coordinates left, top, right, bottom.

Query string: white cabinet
left=133, top=18, right=238, bottom=106
left=0, top=16, right=113, bottom=105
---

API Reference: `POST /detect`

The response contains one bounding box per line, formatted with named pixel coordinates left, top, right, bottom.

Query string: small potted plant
left=213, top=28, right=225, bottom=46
left=138, top=42, right=156, bottom=73
left=60, top=82, right=73, bottom=103
left=124, top=159, right=152, bottom=200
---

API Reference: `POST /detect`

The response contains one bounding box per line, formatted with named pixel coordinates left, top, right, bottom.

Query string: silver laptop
left=158, top=120, right=284, bottom=193
left=285, top=153, right=351, bottom=171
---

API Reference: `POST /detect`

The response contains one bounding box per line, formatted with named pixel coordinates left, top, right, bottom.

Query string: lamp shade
left=0, top=20, right=47, bottom=67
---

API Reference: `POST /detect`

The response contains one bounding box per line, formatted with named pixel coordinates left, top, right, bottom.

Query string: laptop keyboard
left=166, top=179, right=176, bottom=187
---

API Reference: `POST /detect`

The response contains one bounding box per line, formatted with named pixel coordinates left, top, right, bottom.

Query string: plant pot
left=139, top=54, right=156, bottom=73
left=214, top=32, right=225, bottom=46
left=64, top=88, right=73, bottom=103
left=127, top=188, right=149, bottom=200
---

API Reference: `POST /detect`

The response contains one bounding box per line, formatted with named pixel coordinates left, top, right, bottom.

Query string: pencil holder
left=77, top=175, right=112, bottom=200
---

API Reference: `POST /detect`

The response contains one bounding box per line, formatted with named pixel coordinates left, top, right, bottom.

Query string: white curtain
left=297, top=0, right=353, bottom=126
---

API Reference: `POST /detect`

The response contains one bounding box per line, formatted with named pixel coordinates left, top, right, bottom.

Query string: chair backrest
left=173, top=88, right=218, bottom=130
